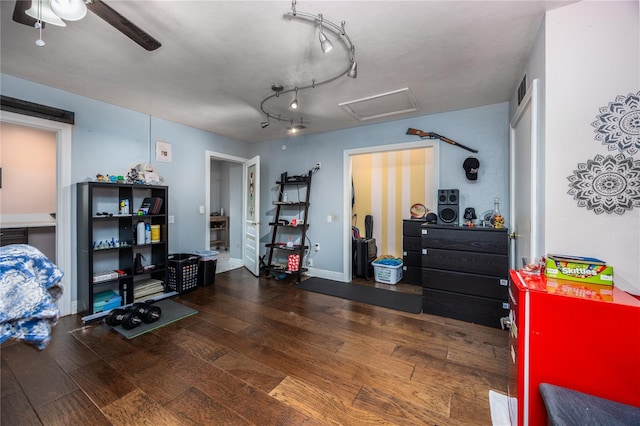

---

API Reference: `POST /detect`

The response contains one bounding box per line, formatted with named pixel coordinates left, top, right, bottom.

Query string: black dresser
left=421, top=224, right=509, bottom=328
left=401, top=219, right=425, bottom=285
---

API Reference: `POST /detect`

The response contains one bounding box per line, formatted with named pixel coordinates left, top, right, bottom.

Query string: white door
left=243, top=156, right=260, bottom=276
left=509, top=79, right=539, bottom=269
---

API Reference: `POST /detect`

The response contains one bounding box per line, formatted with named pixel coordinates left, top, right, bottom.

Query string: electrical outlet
left=314, top=243, right=320, bottom=251
left=315, top=162, right=321, bottom=170
left=199, top=206, right=205, bottom=214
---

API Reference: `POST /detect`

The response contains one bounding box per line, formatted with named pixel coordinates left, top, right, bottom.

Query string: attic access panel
left=339, top=88, right=419, bottom=121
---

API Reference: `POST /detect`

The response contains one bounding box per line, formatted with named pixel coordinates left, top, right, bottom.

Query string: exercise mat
left=110, top=299, right=198, bottom=339
left=295, top=277, right=422, bottom=314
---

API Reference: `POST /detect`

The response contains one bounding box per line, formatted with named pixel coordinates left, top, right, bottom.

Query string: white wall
left=545, top=1, right=640, bottom=294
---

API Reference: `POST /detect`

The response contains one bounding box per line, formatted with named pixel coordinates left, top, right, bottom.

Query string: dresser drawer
left=403, top=236, right=421, bottom=252
left=403, top=219, right=426, bottom=236
left=422, top=268, right=509, bottom=299
left=422, top=248, right=508, bottom=276
left=422, top=288, right=510, bottom=328
left=422, top=226, right=507, bottom=254
left=401, top=265, right=422, bottom=284
left=402, top=250, right=421, bottom=267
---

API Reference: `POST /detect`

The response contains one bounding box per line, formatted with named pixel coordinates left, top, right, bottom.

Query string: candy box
left=545, top=277, right=614, bottom=301
left=545, top=254, right=613, bottom=285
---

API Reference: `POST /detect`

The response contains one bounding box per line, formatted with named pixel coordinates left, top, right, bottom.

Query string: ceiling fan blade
left=12, top=0, right=46, bottom=28
left=86, top=0, right=161, bottom=51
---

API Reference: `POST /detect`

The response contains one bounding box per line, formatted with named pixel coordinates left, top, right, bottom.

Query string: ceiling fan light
left=51, top=0, right=87, bottom=21
left=26, top=0, right=67, bottom=27
left=290, top=87, right=299, bottom=109
left=319, top=31, right=333, bottom=53
left=347, top=60, right=358, bottom=78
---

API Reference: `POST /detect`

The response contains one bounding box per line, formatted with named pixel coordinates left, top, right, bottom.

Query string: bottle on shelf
left=492, top=197, right=505, bottom=229
left=137, top=220, right=146, bottom=245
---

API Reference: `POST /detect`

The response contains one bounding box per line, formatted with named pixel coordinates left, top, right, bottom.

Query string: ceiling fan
left=12, top=0, right=161, bottom=51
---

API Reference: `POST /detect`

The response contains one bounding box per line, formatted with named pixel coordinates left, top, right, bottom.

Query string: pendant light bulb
left=290, top=87, right=299, bottom=110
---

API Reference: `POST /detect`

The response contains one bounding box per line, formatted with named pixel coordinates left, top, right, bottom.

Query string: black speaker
left=437, top=189, right=459, bottom=224
left=437, top=189, right=459, bottom=205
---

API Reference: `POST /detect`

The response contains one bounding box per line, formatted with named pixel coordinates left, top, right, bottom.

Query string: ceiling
left=0, top=1, right=574, bottom=143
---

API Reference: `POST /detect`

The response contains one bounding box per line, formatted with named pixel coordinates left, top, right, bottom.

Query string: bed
left=0, top=244, right=63, bottom=349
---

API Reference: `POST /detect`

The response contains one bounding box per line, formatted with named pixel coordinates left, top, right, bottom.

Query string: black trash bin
left=193, top=250, right=218, bottom=286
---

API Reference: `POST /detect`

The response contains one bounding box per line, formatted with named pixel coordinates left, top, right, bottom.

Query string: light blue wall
left=1, top=74, right=251, bottom=283
left=253, top=103, right=510, bottom=273
left=2, top=73, right=510, bottom=283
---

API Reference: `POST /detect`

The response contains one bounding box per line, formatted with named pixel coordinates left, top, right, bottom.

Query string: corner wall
left=545, top=1, right=640, bottom=294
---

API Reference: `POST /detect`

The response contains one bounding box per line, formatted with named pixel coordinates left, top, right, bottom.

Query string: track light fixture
left=318, top=14, right=333, bottom=53
left=259, top=0, right=357, bottom=133
left=348, top=46, right=358, bottom=79
left=290, top=87, right=299, bottom=109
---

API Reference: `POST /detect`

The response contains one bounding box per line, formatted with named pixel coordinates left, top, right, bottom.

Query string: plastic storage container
left=167, top=253, right=199, bottom=294
left=372, top=258, right=404, bottom=284
left=193, top=250, right=219, bottom=287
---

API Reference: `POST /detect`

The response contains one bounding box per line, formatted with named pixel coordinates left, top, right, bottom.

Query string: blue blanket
left=0, top=244, right=64, bottom=349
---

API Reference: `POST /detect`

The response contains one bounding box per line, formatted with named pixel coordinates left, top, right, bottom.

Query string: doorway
left=342, top=140, right=440, bottom=282
left=509, top=79, right=540, bottom=268
left=0, top=111, right=73, bottom=315
left=204, top=151, right=246, bottom=274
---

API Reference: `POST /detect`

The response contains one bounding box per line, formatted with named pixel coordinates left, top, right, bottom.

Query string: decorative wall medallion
left=567, top=154, right=640, bottom=215
left=591, top=91, right=640, bottom=156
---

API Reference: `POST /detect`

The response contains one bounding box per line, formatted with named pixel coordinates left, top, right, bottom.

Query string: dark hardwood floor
left=1, top=268, right=508, bottom=425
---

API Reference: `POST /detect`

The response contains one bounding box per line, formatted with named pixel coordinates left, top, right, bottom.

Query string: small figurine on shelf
left=126, top=168, right=139, bottom=184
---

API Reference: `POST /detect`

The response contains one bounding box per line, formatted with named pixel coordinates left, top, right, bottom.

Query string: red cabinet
left=508, top=270, right=640, bottom=425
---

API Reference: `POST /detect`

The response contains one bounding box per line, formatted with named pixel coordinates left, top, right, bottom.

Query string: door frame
left=342, top=140, right=440, bottom=282
left=204, top=150, right=248, bottom=253
left=509, top=78, right=540, bottom=269
left=1, top=111, right=73, bottom=316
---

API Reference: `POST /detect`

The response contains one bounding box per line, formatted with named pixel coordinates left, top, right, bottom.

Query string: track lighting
left=259, top=1, right=358, bottom=131
left=318, top=14, right=333, bottom=53
left=288, top=119, right=306, bottom=134
left=348, top=60, right=357, bottom=78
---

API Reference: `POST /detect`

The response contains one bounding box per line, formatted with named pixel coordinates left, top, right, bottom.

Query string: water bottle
left=137, top=220, right=146, bottom=245
left=145, top=223, right=151, bottom=244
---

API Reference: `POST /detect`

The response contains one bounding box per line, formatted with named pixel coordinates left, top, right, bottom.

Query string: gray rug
left=110, top=299, right=198, bottom=339
left=295, top=277, right=422, bottom=314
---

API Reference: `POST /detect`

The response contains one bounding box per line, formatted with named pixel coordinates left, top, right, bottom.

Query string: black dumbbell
left=129, top=301, right=162, bottom=323
left=105, top=308, right=143, bottom=330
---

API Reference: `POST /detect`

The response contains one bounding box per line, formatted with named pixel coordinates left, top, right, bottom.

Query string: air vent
left=517, top=75, right=527, bottom=106
left=339, top=88, right=419, bottom=121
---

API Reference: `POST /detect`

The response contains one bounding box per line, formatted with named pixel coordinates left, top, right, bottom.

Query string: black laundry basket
left=167, top=254, right=199, bottom=294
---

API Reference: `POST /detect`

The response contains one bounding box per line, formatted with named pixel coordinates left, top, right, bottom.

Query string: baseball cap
left=463, top=157, right=480, bottom=180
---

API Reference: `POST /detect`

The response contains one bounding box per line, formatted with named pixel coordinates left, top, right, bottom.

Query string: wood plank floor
left=1, top=268, right=508, bottom=425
